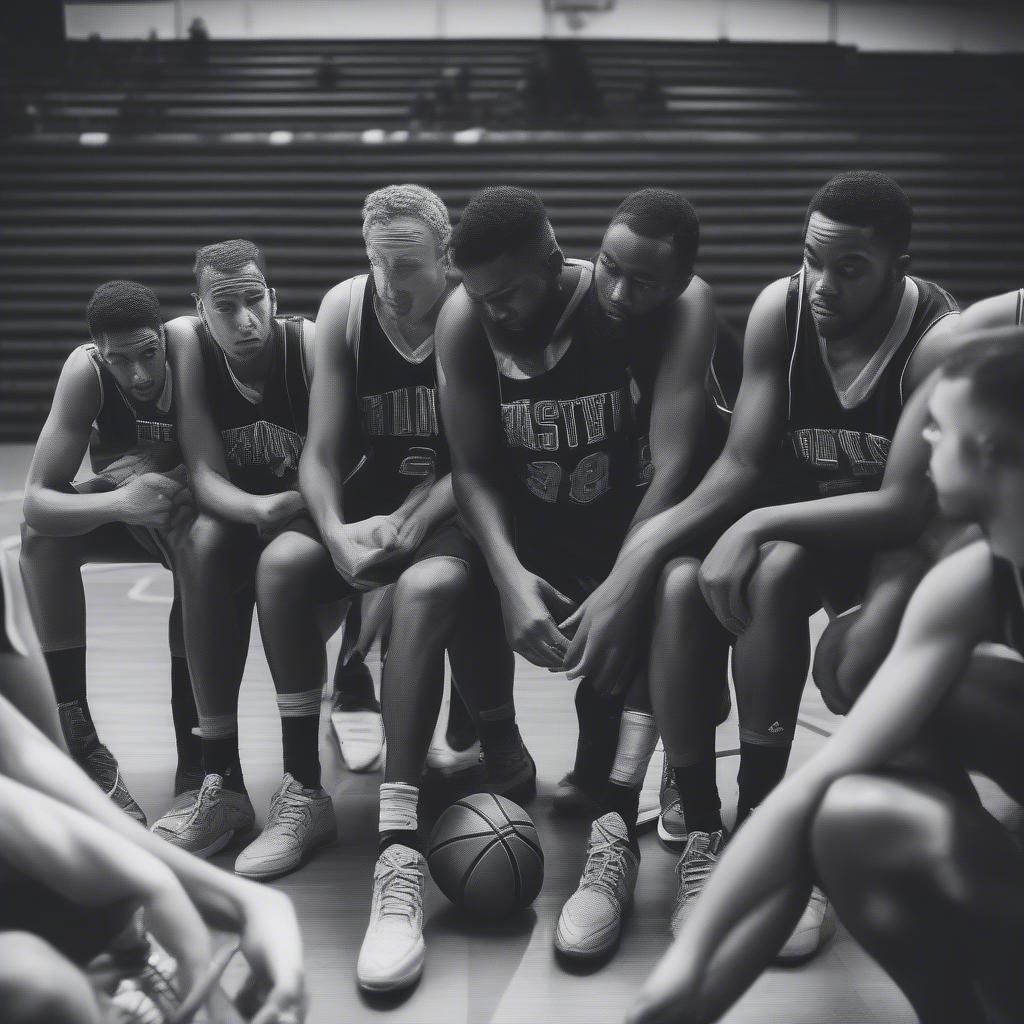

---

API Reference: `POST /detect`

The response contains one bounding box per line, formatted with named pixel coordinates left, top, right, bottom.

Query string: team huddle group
left=3, top=169, right=1023, bottom=1024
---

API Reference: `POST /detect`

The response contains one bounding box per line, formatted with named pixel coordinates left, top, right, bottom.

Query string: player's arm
left=562, top=278, right=791, bottom=687
left=630, top=540, right=993, bottom=1024
left=167, top=317, right=302, bottom=532
left=437, top=289, right=574, bottom=667
left=958, top=291, right=1018, bottom=333
left=0, top=691, right=307, bottom=1023
left=22, top=348, right=179, bottom=536
left=628, top=275, right=719, bottom=529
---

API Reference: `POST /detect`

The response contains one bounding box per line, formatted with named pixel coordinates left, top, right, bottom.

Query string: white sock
left=608, top=708, right=659, bottom=788
left=379, top=782, right=419, bottom=835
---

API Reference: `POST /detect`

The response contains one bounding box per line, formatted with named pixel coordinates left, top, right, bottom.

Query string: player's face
left=803, top=212, right=902, bottom=340
left=365, top=217, right=447, bottom=323
left=595, top=222, right=689, bottom=322
left=924, top=378, right=996, bottom=520
left=96, top=325, right=166, bottom=403
left=197, top=262, right=276, bottom=360
left=461, top=251, right=557, bottom=348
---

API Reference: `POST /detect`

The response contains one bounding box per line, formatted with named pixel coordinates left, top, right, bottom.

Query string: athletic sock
left=378, top=782, right=420, bottom=854
left=603, top=782, right=642, bottom=854
left=277, top=688, right=323, bottom=790
left=333, top=652, right=378, bottom=710
left=170, top=657, right=202, bottom=785
left=604, top=708, right=658, bottom=851
left=198, top=712, right=245, bottom=792
left=46, top=647, right=91, bottom=726
left=573, top=682, right=624, bottom=790
left=736, top=742, right=791, bottom=825
left=672, top=757, right=723, bottom=834
left=478, top=700, right=517, bottom=749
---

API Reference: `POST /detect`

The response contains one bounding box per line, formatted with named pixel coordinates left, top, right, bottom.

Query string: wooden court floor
left=0, top=444, right=921, bottom=1024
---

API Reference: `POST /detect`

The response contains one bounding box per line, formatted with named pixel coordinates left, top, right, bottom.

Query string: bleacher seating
left=1, top=39, right=1021, bottom=438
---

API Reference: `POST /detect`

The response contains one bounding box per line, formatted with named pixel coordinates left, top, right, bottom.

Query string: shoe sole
left=774, top=910, right=837, bottom=966
left=234, top=830, right=338, bottom=882
left=657, top=817, right=688, bottom=850
left=357, top=946, right=425, bottom=992
left=554, top=900, right=632, bottom=962
left=154, top=824, right=250, bottom=860
left=330, top=717, right=384, bottom=773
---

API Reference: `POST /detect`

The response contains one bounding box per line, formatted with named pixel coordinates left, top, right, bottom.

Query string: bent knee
left=393, top=556, right=469, bottom=612
left=748, top=540, right=811, bottom=595
left=656, top=556, right=705, bottom=611
left=0, top=932, right=96, bottom=1024
left=177, top=514, right=234, bottom=567
left=255, top=532, right=332, bottom=603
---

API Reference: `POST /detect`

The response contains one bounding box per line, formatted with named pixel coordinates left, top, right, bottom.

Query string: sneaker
left=108, top=983, right=165, bottom=1024
left=60, top=702, right=147, bottom=826
left=775, top=886, right=835, bottom=964
left=636, top=742, right=662, bottom=832
left=481, top=726, right=536, bottom=805
left=425, top=734, right=482, bottom=777
left=670, top=829, right=727, bottom=938
left=657, top=755, right=688, bottom=849
left=330, top=690, right=384, bottom=773
left=151, top=774, right=255, bottom=858
left=234, top=774, right=337, bottom=881
left=356, top=844, right=427, bottom=992
left=555, top=812, right=639, bottom=960
left=552, top=769, right=603, bottom=818
left=173, top=764, right=205, bottom=798
left=118, top=937, right=182, bottom=1022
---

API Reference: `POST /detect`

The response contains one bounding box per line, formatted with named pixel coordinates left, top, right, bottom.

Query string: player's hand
left=561, top=566, right=645, bottom=696
left=120, top=471, right=190, bottom=529
left=231, top=888, right=307, bottom=1024
left=499, top=570, right=576, bottom=669
left=326, top=518, right=401, bottom=590
left=253, top=491, right=306, bottom=537
left=697, top=519, right=763, bottom=634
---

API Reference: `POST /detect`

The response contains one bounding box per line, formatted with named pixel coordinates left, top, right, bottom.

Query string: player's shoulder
left=51, top=344, right=103, bottom=418
left=436, top=284, right=481, bottom=343
left=919, top=537, right=993, bottom=610
left=319, top=274, right=368, bottom=314
left=739, top=276, right=792, bottom=362
left=959, top=290, right=1020, bottom=333
left=164, top=314, right=203, bottom=345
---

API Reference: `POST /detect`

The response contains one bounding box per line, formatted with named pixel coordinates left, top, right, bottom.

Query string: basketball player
left=629, top=332, right=1024, bottom=1024
left=562, top=172, right=966, bottom=962
left=249, top=185, right=522, bottom=992
left=813, top=285, right=1024, bottom=713
left=150, top=239, right=317, bottom=858
left=19, top=281, right=200, bottom=826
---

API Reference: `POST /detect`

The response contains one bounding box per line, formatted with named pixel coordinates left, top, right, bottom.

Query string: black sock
left=202, top=734, right=245, bottom=793
left=445, top=687, right=478, bottom=751
left=478, top=704, right=517, bottom=749
left=602, top=780, right=641, bottom=854
left=573, top=682, right=624, bottom=788
left=736, top=742, right=791, bottom=823
left=333, top=653, right=378, bottom=711
left=672, top=757, right=723, bottom=835
left=378, top=829, right=421, bottom=855
left=282, top=716, right=322, bottom=790
left=170, top=657, right=202, bottom=785
left=46, top=647, right=90, bottom=722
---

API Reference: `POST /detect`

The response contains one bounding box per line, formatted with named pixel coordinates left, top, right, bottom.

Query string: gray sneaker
left=234, top=773, right=337, bottom=881
left=151, top=774, right=255, bottom=858
left=657, top=756, right=688, bottom=849
left=555, top=812, right=640, bottom=961
left=670, top=829, right=727, bottom=937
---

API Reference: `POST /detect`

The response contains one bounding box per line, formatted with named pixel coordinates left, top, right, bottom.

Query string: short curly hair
left=451, top=186, right=558, bottom=269
left=192, top=238, right=267, bottom=288
left=362, top=184, right=452, bottom=255
left=805, top=171, right=913, bottom=256
left=610, top=188, right=700, bottom=275
left=86, top=280, right=161, bottom=340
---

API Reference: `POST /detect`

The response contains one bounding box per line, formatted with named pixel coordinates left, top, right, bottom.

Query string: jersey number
left=524, top=451, right=610, bottom=504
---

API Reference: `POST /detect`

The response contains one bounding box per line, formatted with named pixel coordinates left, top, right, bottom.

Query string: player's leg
left=0, top=932, right=104, bottom=1024
left=166, top=579, right=202, bottom=795
left=150, top=514, right=257, bottom=856
left=359, top=535, right=480, bottom=993
left=18, top=522, right=155, bottom=824
left=812, top=772, right=1024, bottom=1024
left=233, top=526, right=343, bottom=880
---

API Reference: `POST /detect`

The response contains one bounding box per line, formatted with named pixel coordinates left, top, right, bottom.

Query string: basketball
left=427, top=792, right=544, bottom=919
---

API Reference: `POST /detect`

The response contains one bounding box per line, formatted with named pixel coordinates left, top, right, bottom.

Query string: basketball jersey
left=81, top=343, right=178, bottom=475
left=343, top=275, right=450, bottom=520
left=496, top=264, right=640, bottom=579
left=991, top=554, right=1024, bottom=658
left=778, top=270, right=958, bottom=499
left=197, top=316, right=309, bottom=495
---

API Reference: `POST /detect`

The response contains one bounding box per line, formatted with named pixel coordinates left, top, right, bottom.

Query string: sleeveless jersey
left=343, top=275, right=449, bottom=520
left=991, top=554, right=1024, bottom=658
left=778, top=270, right=958, bottom=500
left=497, top=265, right=639, bottom=578
left=81, top=343, right=178, bottom=475
left=197, top=316, right=309, bottom=495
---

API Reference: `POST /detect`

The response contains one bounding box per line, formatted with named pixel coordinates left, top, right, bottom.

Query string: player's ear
left=893, top=253, right=911, bottom=281
left=268, top=287, right=278, bottom=317
left=546, top=247, right=564, bottom=279
left=192, top=291, right=204, bottom=317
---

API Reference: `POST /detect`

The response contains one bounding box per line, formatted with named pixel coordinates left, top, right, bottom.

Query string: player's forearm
left=627, top=443, right=699, bottom=533
left=739, top=484, right=931, bottom=551
left=452, top=470, right=522, bottom=587
left=298, top=445, right=347, bottom=535
left=22, top=484, right=130, bottom=536
left=398, top=473, right=456, bottom=533
left=191, top=464, right=265, bottom=526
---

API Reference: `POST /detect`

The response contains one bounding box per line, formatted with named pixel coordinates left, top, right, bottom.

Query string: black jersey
left=497, top=266, right=640, bottom=579
left=991, top=554, right=1024, bottom=658
left=197, top=316, right=309, bottom=495
left=82, top=343, right=178, bottom=475
left=777, top=270, right=958, bottom=500
left=342, top=275, right=449, bottom=521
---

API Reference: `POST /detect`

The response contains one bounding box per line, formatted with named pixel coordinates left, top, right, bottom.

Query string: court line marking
left=127, top=574, right=173, bottom=604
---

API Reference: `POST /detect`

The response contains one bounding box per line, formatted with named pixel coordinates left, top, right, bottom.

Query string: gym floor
left=0, top=444, right=926, bottom=1023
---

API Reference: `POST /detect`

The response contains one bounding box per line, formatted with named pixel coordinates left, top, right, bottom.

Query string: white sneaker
left=234, top=774, right=337, bottom=881
left=555, top=812, right=640, bottom=960
left=670, top=829, right=727, bottom=938
left=637, top=739, right=664, bottom=832
left=425, top=734, right=482, bottom=776
left=151, top=774, right=255, bottom=858
left=775, top=886, right=835, bottom=964
left=356, top=844, right=427, bottom=992
left=330, top=693, right=384, bottom=773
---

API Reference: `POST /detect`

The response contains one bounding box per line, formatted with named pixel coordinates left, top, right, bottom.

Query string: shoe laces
left=678, top=833, right=719, bottom=903
left=376, top=858, right=421, bottom=923
left=581, top=834, right=629, bottom=901
left=185, top=774, right=224, bottom=823
left=265, top=786, right=308, bottom=837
